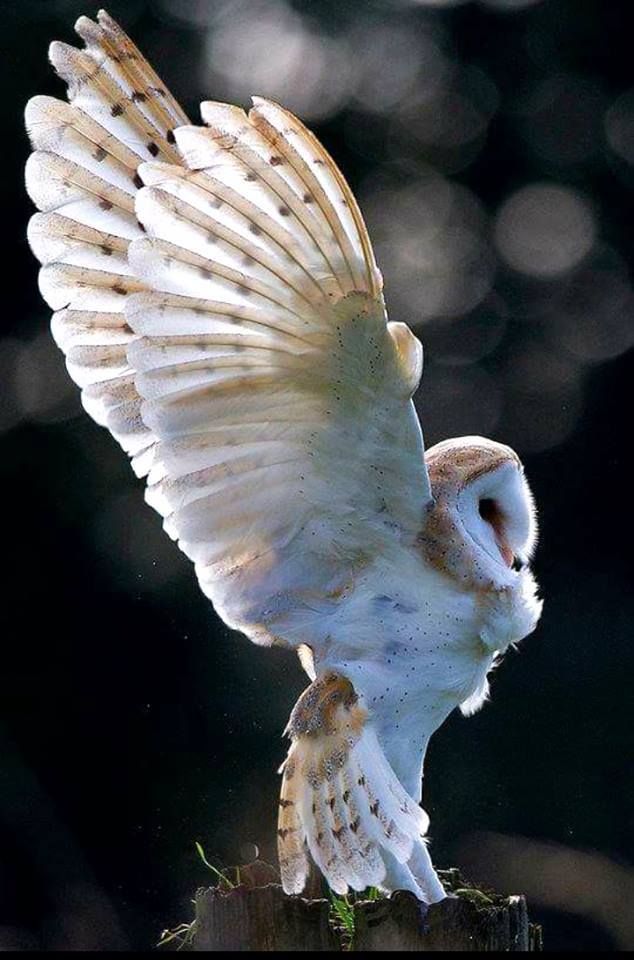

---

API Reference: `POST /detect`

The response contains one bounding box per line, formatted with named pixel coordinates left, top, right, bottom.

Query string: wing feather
left=248, top=98, right=382, bottom=297
left=25, top=11, right=189, bottom=466
left=25, top=12, right=431, bottom=654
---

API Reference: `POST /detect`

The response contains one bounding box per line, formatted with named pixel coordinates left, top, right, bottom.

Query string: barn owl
left=25, top=11, right=542, bottom=903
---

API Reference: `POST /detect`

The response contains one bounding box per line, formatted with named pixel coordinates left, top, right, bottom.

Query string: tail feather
left=278, top=672, right=437, bottom=899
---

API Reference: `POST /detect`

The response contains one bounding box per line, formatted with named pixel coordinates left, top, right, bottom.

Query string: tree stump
left=194, top=884, right=338, bottom=952
left=186, top=866, right=542, bottom=952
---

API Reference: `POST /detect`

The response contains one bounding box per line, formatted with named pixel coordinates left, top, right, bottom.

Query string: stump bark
left=189, top=866, right=542, bottom=952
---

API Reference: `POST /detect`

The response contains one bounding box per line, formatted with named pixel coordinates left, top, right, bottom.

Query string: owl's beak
left=497, top=537, right=514, bottom=569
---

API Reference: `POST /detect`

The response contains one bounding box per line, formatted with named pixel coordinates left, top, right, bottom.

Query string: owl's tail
left=277, top=672, right=445, bottom=902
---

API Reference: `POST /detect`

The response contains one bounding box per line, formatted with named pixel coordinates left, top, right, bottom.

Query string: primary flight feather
left=25, top=10, right=542, bottom=902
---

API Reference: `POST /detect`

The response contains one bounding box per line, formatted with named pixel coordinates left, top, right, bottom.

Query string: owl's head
left=425, top=436, right=538, bottom=583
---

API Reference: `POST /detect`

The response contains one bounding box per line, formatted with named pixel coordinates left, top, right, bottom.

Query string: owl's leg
left=407, top=840, right=447, bottom=903
left=379, top=846, right=445, bottom=936
left=380, top=848, right=427, bottom=898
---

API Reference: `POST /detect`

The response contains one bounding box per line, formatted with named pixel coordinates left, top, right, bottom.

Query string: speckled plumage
left=24, top=11, right=542, bottom=904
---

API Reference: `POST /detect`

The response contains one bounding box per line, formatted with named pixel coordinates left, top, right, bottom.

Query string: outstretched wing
left=25, top=11, right=432, bottom=651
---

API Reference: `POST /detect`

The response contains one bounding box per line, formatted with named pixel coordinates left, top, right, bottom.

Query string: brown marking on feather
left=426, top=442, right=520, bottom=490
left=279, top=672, right=371, bottom=878
left=287, top=672, right=365, bottom=739
left=93, top=145, right=107, bottom=162
left=131, top=90, right=147, bottom=102
left=306, top=766, right=320, bottom=789
left=147, top=141, right=159, bottom=157
left=284, top=759, right=296, bottom=781
left=99, top=199, right=113, bottom=211
left=111, top=103, right=124, bottom=117
left=270, top=155, right=283, bottom=165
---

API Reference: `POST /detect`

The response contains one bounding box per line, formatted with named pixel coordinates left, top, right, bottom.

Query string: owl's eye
left=478, top=498, right=498, bottom=524
left=479, top=498, right=526, bottom=571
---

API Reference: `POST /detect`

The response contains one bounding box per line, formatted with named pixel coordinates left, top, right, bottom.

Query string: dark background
left=1, top=0, right=633, bottom=951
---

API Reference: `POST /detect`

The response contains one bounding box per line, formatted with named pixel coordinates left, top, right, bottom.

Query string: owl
left=25, top=11, right=542, bottom=903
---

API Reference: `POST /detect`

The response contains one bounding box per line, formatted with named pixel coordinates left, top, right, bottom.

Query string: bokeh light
left=494, top=183, right=596, bottom=278
left=604, top=89, right=634, bottom=167
left=201, top=0, right=356, bottom=121
left=550, top=248, right=634, bottom=363
left=349, top=22, right=443, bottom=115
left=363, top=174, right=494, bottom=322
left=393, top=64, right=499, bottom=173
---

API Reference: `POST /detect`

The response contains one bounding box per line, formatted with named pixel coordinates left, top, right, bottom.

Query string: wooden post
left=188, top=865, right=542, bottom=952
left=352, top=890, right=539, bottom=952
left=194, top=885, right=338, bottom=952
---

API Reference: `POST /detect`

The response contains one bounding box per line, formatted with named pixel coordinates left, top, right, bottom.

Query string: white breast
left=309, top=543, right=501, bottom=795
